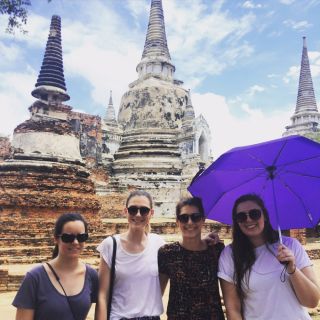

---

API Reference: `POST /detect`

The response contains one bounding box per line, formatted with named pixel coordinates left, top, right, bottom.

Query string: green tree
left=0, top=0, right=31, bottom=34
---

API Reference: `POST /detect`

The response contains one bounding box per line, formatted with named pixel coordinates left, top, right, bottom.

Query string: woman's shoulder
left=85, top=264, right=98, bottom=275
left=158, top=241, right=180, bottom=253
left=148, top=233, right=166, bottom=247
left=27, top=264, right=46, bottom=277
left=282, top=236, right=302, bottom=248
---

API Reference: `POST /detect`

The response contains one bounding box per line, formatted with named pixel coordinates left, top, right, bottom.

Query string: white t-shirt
left=218, top=236, right=312, bottom=320
left=97, top=233, right=165, bottom=320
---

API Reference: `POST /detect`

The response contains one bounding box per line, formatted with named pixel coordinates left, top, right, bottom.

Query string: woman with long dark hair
left=218, top=194, right=320, bottom=319
left=13, top=213, right=98, bottom=320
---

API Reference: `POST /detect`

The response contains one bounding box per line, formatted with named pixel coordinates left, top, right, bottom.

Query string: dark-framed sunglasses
left=127, top=206, right=151, bottom=216
left=235, top=209, right=262, bottom=223
left=177, top=212, right=203, bottom=224
left=58, top=233, right=89, bottom=243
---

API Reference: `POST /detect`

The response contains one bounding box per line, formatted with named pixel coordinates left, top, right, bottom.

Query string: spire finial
left=295, top=36, right=318, bottom=114
left=105, top=90, right=116, bottom=123
left=142, top=0, right=171, bottom=60
left=31, top=15, right=69, bottom=102
left=109, top=90, right=113, bottom=106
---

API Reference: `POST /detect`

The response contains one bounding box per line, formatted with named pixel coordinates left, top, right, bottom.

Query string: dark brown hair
left=231, top=194, right=278, bottom=312
left=175, top=196, right=205, bottom=218
left=52, top=213, right=88, bottom=258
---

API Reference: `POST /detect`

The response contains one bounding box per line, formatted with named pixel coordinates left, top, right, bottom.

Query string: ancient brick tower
left=283, top=37, right=320, bottom=136
left=111, top=0, right=212, bottom=215
left=0, top=15, right=100, bottom=217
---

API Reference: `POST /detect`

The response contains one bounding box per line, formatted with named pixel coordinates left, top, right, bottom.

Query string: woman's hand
left=276, top=244, right=296, bottom=273
left=203, top=232, right=222, bottom=246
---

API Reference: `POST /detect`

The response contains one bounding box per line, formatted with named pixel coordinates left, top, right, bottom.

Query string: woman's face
left=125, top=195, right=153, bottom=229
left=176, top=205, right=205, bottom=240
left=235, top=200, right=265, bottom=246
left=55, top=220, right=86, bottom=259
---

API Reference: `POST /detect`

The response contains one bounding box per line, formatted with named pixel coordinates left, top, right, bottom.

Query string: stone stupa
left=0, top=15, right=100, bottom=218
left=110, top=0, right=212, bottom=215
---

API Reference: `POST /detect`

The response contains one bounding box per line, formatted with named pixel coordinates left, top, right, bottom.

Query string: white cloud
left=0, top=71, right=34, bottom=136
left=192, top=92, right=291, bottom=158
left=162, top=0, right=256, bottom=81
left=242, top=1, right=264, bottom=9
left=247, top=85, right=265, bottom=97
left=279, top=0, right=295, bottom=4
left=283, top=65, right=299, bottom=84
left=283, top=20, right=312, bottom=31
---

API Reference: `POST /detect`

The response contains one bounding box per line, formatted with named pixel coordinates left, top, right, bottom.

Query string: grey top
left=12, top=264, right=98, bottom=320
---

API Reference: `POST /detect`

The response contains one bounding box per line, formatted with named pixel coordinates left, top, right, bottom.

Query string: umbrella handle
left=278, top=225, right=283, bottom=244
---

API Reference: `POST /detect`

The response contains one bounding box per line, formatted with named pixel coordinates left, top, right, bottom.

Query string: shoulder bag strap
left=46, top=262, right=77, bottom=320
left=107, top=235, right=117, bottom=320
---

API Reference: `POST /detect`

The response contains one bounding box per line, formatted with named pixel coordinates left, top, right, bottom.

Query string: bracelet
left=287, top=264, right=296, bottom=275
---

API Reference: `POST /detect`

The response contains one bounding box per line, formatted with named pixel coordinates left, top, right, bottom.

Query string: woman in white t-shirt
left=95, top=190, right=164, bottom=320
left=218, top=193, right=320, bottom=320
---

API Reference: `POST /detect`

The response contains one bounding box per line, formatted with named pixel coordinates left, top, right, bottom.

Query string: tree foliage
left=0, top=0, right=32, bottom=34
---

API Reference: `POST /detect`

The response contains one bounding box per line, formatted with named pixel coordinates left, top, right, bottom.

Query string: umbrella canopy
left=188, top=135, right=320, bottom=232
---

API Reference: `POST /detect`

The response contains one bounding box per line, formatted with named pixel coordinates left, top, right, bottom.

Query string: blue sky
left=1, top=0, right=320, bottom=158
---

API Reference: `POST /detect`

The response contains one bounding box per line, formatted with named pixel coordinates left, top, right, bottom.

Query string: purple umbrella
left=188, top=135, right=320, bottom=243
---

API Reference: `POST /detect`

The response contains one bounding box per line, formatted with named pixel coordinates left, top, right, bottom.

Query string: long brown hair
left=231, top=194, right=278, bottom=312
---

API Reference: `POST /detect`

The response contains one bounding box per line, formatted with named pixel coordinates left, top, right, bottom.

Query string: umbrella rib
left=277, top=176, right=314, bottom=225
left=276, top=154, right=320, bottom=168
left=282, top=170, right=320, bottom=179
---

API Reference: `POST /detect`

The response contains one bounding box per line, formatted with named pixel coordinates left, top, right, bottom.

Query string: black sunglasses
left=177, top=212, right=203, bottom=223
left=127, top=206, right=151, bottom=216
left=235, top=209, right=262, bottom=223
left=58, top=233, right=89, bottom=243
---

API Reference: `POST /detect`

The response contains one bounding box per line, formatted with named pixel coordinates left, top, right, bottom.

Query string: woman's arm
left=94, top=257, right=111, bottom=320
left=277, top=244, right=320, bottom=308
left=220, top=279, right=242, bottom=320
left=15, top=308, right=35, bottom=320
left=159, top=272, right=169, bottom=296
left=290, top=266, right=320, bottom=308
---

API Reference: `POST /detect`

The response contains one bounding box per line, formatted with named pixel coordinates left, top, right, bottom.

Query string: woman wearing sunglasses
left=96, top=190, right=165, bottom=320
left=218, top=194, right=320, bottom=320
left=158, top=196, right=225, bottom=319
left=13, top=212, right=98, bottom=320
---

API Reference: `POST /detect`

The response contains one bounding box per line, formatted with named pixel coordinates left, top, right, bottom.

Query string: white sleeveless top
left=97, top=233, right=165, bottom=320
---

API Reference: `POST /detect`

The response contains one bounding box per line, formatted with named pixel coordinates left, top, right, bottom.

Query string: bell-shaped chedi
left=113, top=0, right=211, bottom=215
left=0, top=15, right=100, bottom=217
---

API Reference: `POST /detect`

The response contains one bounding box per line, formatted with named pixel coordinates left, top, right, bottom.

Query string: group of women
left=13, top=190, right=320, bottom=319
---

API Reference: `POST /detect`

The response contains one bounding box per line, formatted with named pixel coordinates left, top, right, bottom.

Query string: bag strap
left=46, top=262, right=77, bottom=320
left=107, top=236, right=117, bottom=320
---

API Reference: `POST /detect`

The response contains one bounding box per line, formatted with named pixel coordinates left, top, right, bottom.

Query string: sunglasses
left=177, top=212, right=203, bottom=224
left=235, top=209, right=262, bottom=223
left=127, top=206, right=151, bottom=216
left=58, top=233, right=89, bottom=243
